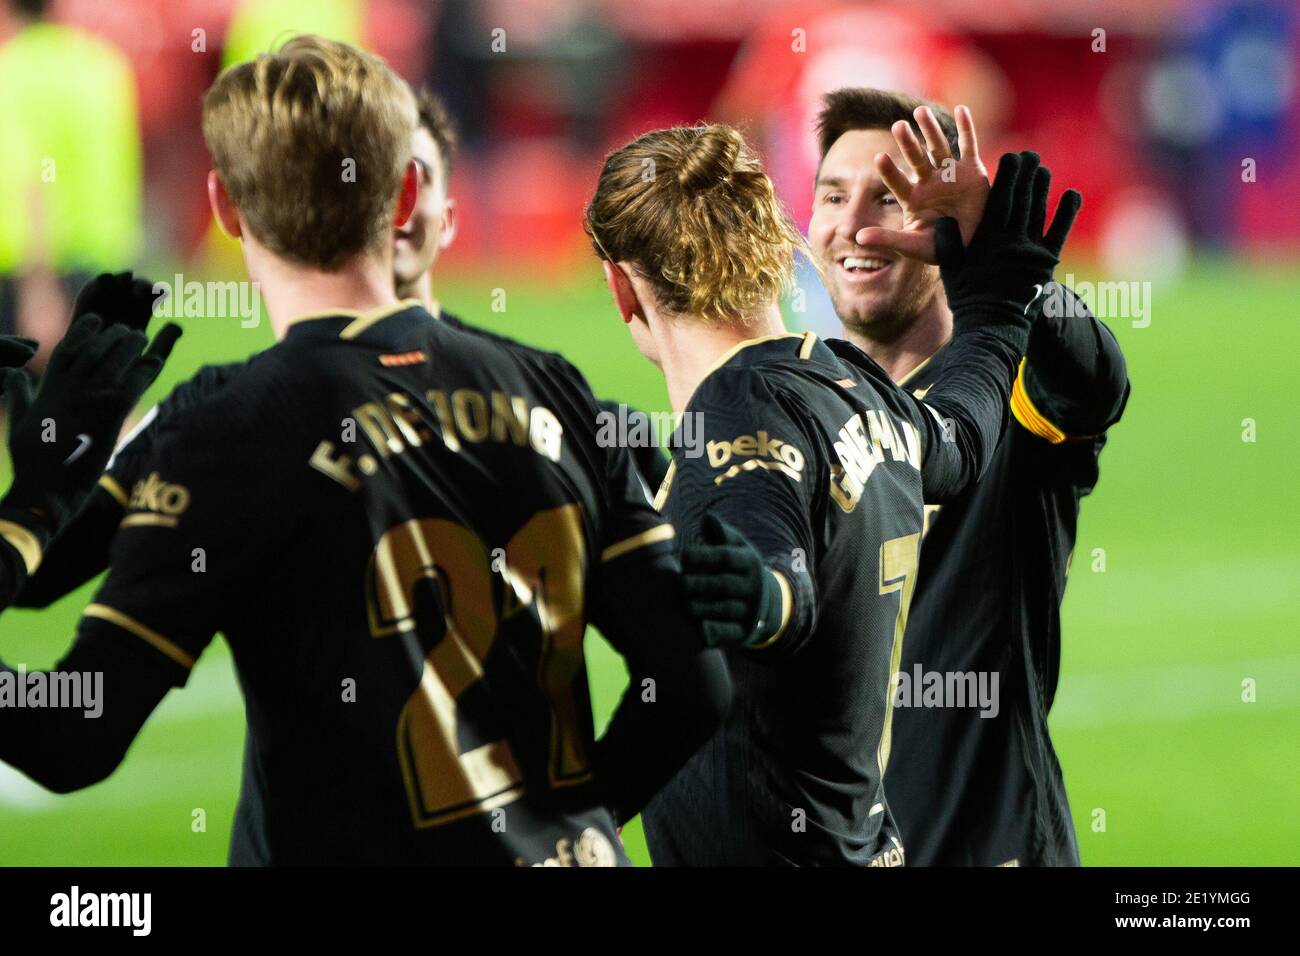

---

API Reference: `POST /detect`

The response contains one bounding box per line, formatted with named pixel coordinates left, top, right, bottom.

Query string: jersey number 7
left=877, top=532, right=921, bottom=776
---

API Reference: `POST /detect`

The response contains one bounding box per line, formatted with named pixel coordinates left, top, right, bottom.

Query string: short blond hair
left=584, top=124, right=804, bottom=323
left=202, top=35, right=417, bottom=270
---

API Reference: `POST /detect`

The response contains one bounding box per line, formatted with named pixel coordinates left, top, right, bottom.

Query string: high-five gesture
left=936, top=150, right=1081, bottom=319
left=3, top=312, right=182, bottom=531
left=71, top=271, right=165, bottom=333
left=856, top=104, right=989, bottom=263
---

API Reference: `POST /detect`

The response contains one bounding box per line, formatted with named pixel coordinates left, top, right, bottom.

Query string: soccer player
left=0, top=35, right=731, bottom=865
left=807, top=89, right=1130, bottom=866
left=585, top=123, right=1080, bottom=864
left=18, top=88, right=669, bottom=608
left=393, top=89, right=459, bottom=321
left=17, top=88, right=457, bottom=601
left=393, top=88, right=670, bottom=491
left=19, top=90, right=463, bottom=605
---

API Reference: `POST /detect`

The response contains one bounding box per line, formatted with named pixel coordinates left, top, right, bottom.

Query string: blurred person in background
left=0, top=0, right=142, bottom=367
left=806, top=88, right=1129, bottom=866
left=222, top=0, right=363, bottom=67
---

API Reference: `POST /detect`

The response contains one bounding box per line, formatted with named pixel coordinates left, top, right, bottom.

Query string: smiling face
left=808, top=128, right=942, bottom=343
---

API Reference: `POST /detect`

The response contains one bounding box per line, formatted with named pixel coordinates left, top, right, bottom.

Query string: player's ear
left=602, top=260, right=642, bottom=326
left=208, top=170, right=242, bottom=239
left=394, top=159, right=419, bottom=230
left=438, top=196, right=458, bottom=251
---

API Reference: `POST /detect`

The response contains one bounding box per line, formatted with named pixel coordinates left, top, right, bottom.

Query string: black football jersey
left=77, top=302, right=692, bottom=865
left=886, top=291, right=1128, bottom=867
left=642, top=328, right=1020, bottom=866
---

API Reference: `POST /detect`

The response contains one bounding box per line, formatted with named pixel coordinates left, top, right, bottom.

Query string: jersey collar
left=283, top=300, right=433, bottom=347
left=704, top=331, right=825, bottom=378
left=896, top=342, right=952, bottom=392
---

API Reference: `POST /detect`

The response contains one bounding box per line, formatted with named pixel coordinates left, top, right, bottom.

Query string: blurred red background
left=3, top=0, right=1295, bottom=279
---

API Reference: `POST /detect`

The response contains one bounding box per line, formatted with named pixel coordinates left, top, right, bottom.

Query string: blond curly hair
left=584, top=124, right=807, bottom=323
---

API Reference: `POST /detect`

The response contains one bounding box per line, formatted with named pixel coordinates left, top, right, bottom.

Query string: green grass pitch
left=0, top=257, right=1295, bottom=865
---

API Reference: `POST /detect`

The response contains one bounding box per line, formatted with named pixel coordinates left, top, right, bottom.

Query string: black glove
left=681, top=514, right=784, bottom=648
left=0, top=336, right=38, bottom=369
left=2, top=313, right=182, bottom=531
left=71, top=271, right=164, bottom=332
left=936, top=151, right=1081, bottom=328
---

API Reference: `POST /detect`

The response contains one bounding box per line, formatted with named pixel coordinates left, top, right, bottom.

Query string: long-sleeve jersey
left=642, top=314, right=1027, bottom=866
left=887, top=283, right=1129, bottom=866
left=0, top=303, right=730, bottom=865
left=16, top=311, right=670, bottom=608
left=0, top=503, right=48, bottom=607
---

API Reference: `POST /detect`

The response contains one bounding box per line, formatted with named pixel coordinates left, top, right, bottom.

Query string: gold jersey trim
left=286, top=298, right=422, bottom=335
left=697, top=331, right=804, bottom=384
left=601, top=524, right=675, bottom=562
left=896, top=350, right=939, bottom=388
left=120, top=513, right=179, bottom=529
left=98, top=474, right=130, bottom=508
left=749, top=569, right=793, bottom=650
left=798, top=331, right=817, bottom=359
left=339, top=299, right=424, bottom=340
left=84, top=603, right=195, bottom=670
left=0, top=519, right=43, bottom=574
left=652, top=459, right=676, bottom=513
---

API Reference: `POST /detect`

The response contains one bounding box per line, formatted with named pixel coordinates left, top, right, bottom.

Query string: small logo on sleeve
left=63, top=434, right=93, bottom=465
left=379, top=350, right=427, bottom=367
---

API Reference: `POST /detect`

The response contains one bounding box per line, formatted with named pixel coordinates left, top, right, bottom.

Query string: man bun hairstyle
left=585, top=124, right=805, bottom=323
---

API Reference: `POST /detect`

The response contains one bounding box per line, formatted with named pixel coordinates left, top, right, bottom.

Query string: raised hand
left=935, top=151, right=1082, bottom=318
left=2, top=314, right=182, bottom=531
left=71, top=271, right=165, bottom=333
left=856, top=104, right=989, bottom=264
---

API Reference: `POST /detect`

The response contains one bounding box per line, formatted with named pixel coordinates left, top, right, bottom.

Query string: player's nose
left=835, top=191, right=882, bottom=244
